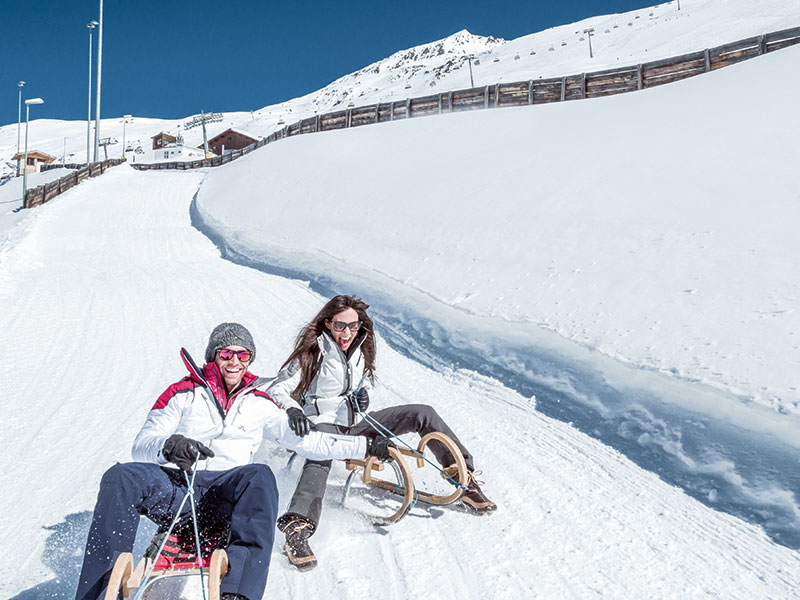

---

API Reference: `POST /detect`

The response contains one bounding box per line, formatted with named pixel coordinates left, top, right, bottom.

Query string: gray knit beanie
left=205, top=322, right=256, bottom=363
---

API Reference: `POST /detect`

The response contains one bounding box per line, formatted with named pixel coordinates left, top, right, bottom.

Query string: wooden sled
left=342, top=431, right=469, bottom=525
left=104, top=547, right=228, bottom=600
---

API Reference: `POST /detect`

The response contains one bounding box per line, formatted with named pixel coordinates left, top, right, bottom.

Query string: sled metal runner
left=342, top=431, right=469, bottom=524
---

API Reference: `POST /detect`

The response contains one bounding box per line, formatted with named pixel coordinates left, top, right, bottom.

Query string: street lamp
left=16, top=81, right=25, bottom=176
left=87, top=20, right=98, bottom=165
left=22, top=97, right=44, bottom=205
left=93, top=0, right=104, bottom=162
left=121, top=115, right=133, bottom=159
left=584, top=28, right=595, bottom=58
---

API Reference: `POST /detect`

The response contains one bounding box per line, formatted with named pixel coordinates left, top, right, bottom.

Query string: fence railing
left=131, top=25, right=799, bottom=173
left=24, top=158, right=126, bottom=209
left=130, top=146, right=257, bottom=172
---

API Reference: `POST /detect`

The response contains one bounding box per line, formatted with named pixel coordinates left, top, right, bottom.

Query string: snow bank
left=196, top=44, right=800, bottom=424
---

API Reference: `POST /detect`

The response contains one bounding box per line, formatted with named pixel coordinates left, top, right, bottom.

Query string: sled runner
left=104, top=531, right=229, bottom=600
left=341, top=431, right=469, bottom=524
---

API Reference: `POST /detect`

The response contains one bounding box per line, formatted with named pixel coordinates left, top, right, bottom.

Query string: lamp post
left=93, top=0, right=104, bottom=163
left=87, top=20, right=98, bottom=165
left=16, top=81, right=25, bottom=176
left=121, top=115, right=132, bottom=159
left=467, top=55, right=475, bottom=87
left=22, top=98, right=44, bottom=205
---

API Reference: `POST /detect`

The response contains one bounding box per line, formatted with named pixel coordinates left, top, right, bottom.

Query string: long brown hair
left=282, top=295, right=376, bottom=399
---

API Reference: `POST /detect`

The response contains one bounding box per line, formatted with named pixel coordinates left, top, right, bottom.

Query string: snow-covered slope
left=2, top=166, right=799, bottom=600
left=196, top=43, right=800, bottom=420
left=193, top=34, right=800, bottom=549
left=2, top=1, right=800, bottom=597
left=1, top=0, right=796, bottom=178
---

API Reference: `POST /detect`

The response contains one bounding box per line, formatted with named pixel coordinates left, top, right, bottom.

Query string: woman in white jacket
left=269, top=295, right=496, bottom=571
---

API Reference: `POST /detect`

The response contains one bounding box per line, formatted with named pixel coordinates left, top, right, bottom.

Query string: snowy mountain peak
left=392, top=29, right=505, bottom=63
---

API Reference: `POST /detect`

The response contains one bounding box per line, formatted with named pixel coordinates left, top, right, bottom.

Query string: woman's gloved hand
left=287, top=407, right=313, bottom=437
left=366, top=435, right=395, bottom=460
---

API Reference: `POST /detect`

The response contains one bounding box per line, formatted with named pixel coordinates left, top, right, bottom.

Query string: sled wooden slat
left=104, top=552, right=134, bottom=599
left=208, top=549, right=229, bottom=600
left=413, top=432, right=469, bottom=506
left=124, top=556, right=151, bottom=591
left=359, top=446, right=415, bottom=524
left=342, top=431, right=468, bottom=525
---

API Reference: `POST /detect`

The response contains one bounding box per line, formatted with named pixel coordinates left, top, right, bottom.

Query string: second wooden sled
left=342, top=431, right=469, bottom=525
left=104, top=542, right=228, bottom=600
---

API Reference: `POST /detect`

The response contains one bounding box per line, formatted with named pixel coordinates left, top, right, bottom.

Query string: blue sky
left=1, top=1, right=649, bottom=127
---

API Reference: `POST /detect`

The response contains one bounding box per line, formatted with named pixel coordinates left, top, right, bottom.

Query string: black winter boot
left=280, top=517, right=317, bottom=571
left=444, top=466, right=497, bottom=514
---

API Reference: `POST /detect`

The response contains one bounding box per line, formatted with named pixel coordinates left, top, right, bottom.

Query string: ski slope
left=1, top=1, right=799, bottom=597
left=1, top=165, right=799, bottom=600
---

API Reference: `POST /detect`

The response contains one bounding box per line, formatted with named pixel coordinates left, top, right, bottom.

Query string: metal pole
left=22, top=98, right=43, bottom=205
left=467, top=55, right=474, bottom=87
left=23, top=104, right=30, bottom=201
left=93, top=0, right=103, bottom=162
left=201, top=110, right=209, bottom=157
left=584, top=29, right=595, bottom=59
left=87, top=21, right=97, bottom=165
left=16, top=81, right=24, bottom=176
left=122, top=115, right=131, bottom=159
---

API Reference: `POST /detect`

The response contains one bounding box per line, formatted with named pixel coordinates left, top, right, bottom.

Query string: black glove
left=287, top=407, right=312, bottom=437
left=162, top=434, right=215, bottom=474
left=366, top=436, right=395, bottom=461
left=354, top=388, right=369, bottom=412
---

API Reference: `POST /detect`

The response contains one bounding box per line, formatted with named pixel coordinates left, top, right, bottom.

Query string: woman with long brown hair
left=267, top=294, right=496, bottom=571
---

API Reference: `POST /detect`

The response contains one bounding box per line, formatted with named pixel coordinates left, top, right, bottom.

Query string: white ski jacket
left=267, top=330, right=372, bottom=426
left=132, top=351, right=367, bottom=471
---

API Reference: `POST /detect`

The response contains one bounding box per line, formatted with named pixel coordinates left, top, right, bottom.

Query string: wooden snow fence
left=24, top=158, right=126, bottom=209
left=131, top=25, right=800, bottom=172
left=130, top=144, right=258, bottom=172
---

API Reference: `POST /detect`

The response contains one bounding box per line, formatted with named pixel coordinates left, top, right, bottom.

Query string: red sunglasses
left=217, top=349, right=252, bottom=362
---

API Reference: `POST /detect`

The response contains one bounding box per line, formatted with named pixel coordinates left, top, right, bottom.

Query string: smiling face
left=325, top=307, right=360, bottom=353
left=213, top=345, right=250, bottom=392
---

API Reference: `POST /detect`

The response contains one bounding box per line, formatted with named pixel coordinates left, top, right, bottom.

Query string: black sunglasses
left=331, top=320, right=361, bottom=333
